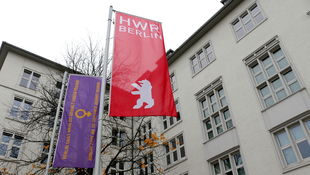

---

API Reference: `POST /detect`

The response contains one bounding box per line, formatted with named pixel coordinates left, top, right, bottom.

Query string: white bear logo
left=131, top=80, right=154, bottom=109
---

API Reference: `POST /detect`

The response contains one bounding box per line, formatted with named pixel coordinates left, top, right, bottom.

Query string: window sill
left=0, top=156, right=20, bottom=162
left=283, top=159, right=310, bottom=174
left=261, top=87, right=306, bottom=113
left=161, top=120, right=183, bottom=134
left=165, top=157, right=188, bottom=171
left=202, top=126, right=236, bottom=144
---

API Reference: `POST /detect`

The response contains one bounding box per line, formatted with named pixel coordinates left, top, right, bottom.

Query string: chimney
left=221, top=0, right=231, bottom=5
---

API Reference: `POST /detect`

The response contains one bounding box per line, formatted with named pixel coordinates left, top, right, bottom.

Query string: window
left=170, top=73, right=178, bottom=91
left=20, top=69, right=41, bottom=90
left=232, top=3, right=266, bottom=40
left=139, top=121, right=152, bottom=146
left=40, top=142, right=49, bottom=164
left=197, top=80, right=233, bottom=140
left=10, top=96, right=33, bottom=120
left=162, top=100, right=181, bottom=130
left=137, top=152, right=154, bottom=175
left=165, top=133, right=186, bottom=166
left=190, top=43, right=215, bottom=74
left=246, top=43, right=301, bottom=108
left=0, top=132, right=24, bottom=159
left=110, top=160, right=125, bottom=175
left=210, top=150, right=246, bottom=175
left=273, top=117, right=310, bottom=167
left=112, top=128, right=126, bottom=147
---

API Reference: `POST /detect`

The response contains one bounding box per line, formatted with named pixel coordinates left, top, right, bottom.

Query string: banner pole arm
left=44, top=71, right=68, bottom=175
left=93, top=5, right=113, bottom=175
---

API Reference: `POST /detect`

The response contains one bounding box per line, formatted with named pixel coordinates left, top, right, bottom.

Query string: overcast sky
left=0, top=0, right=222, bottom=65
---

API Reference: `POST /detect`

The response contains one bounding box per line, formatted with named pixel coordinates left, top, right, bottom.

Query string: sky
left=0, top=0, right=223, bottom=65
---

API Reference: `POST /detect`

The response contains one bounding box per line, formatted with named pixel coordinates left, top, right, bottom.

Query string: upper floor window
left=40, top=142, right=49, bottom=164
left=111, top=128, right=126, bottom=147
left=245, top=39, right=301, bottom=109
left=162, top=100, right=181, bottom=130
left=139, top=121, right=152, bottom=146
left=273, top=117, right=310, bottom=168
left=0, top=131, right=24, bottom=159
left=164, top=133, right=186, bottom=166
left=110, top=160, right=125, bottom=175
left=190, top=43, right=215, bottom=74
left=170, top=72, right=178, bottom=92
left=210, top=150, right=246, bottom=175
left=137, top=152, right=154, bottom=175
left=197, top=79, right=233, bottom=141
left=232, top=3, right=266, bottom=40
left=10, top=96, right=33, bottom=121
left=20, top=69, right=41, bottom=90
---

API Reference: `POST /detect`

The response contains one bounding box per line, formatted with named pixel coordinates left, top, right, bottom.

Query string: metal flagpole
left=44, top=71, right=68, bottom=175
left=93, top=5, right=113, bottom=175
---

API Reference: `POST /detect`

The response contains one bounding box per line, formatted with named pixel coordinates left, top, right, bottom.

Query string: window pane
left=226, top=120, right=233, bottom=129
left=178, top=135, right=184, bottom=145
left=165, top=145, right=169, bottom=153
left=180, top=147, right=186, bottom=158
left=276, top=131, right=290, bottom=147
left=163, top=121, right=167, bottom=130
left=260, top=86, right=270, bottom=97
left=253, top=12, right=264, bottom=24
left=305, top=120, right=310, bottom=130
left=297, top=140, right=310, bottom=159
left=255, top=73, right=265, bottom=84
left=290, top=124, right=305, bottom=141
left=272, top=48, right=284, bottom=60
left=212, top=104, right=218, bottom=112
left=233, top=21, right=245, bottom=39
left=13, top=135, right=23, bottom=146
left=283, top=147, right=297, bottom=165
left=265, top=95, right=275, bottom=107
left=289, top=81, right=301, bottom=93
left=271, top=78, right=283, bottom=90
left=233, top=152, right=243, bottom=166
left=276, top=89, right=287, bottom=101
left=277, top=58, right=289, bottom=69
left=0, top=144, right=8, bottom=156
left=220, top=97, right=227, bottom=107
left=251, top=63, right=261, bottom=74
left=208, top=131, right=214, bottom=139
left=206, top=120, right=212, bottom=129
left=217, top=126, right=224, bottom=134
left=250, top=4, right=260, bottom=15
left=262, top=56, right=272, bottom=67
left=214, top=115, right=221, bottom=125
left=166, top=155, right=170, bottom=165
left=173, top=151, right=178, bottom=161
left=10, top=147, right=20, bottom=158
left=19, top=78, right=29, bottom=87
left=2, top=133, right=12, bottom=143
left=283, top=70, right=296, bottom=83
left=222, top=157, right=231, bottom=170
left=213, top=162, right=221, bottom=174
left=266, top=66, right=276, bottom=77
left=199, top=51, right=208, bottom=68
left=223, top=110, right=230, bottom=120
left=171, top=139, right=176, bottom=148
left=237, top=167, right=246, bottom=175
left=170, top=117, right=174, bottom=125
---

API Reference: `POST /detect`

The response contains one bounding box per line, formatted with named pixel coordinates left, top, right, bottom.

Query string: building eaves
left=167, top=0, right=244, bottom=65
left=0, top=41, right=77, bottom=73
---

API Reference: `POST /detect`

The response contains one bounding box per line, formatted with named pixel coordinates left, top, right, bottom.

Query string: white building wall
left=165, top=0, right=310, bottom=175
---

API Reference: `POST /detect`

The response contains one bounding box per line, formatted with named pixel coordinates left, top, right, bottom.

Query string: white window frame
left=190, top=42, right=216, bottom=75
left=170, top=72, right=178, bottom=92
left=139, top=121, right=152, bottom=146
left=244, top=37, right=302, bottom=109
left=19, top=68, right=41, bottom=90
left=210, top=150, right=246, bottom=175
left=164, top=133, right=186, bottom=166
left=272, top=116, right=310, bottom=169
left=196, top=78, right=233, bottom=141
left=111, top=128, right=126, bottom=147
left=232, top=2, right=266, bottom=40
left=9, top=96, right=33, bottom=121
left=0, top=131, right=24, bottom=159
left=162, top=99, right=181, bottom=131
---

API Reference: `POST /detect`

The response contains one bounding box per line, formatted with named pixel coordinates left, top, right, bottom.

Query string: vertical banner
left=53, top=75, right=101, bottom=168
left=110, top=11, right=177, bottom=117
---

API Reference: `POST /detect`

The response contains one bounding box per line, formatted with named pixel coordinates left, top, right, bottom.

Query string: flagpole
left=93, top=5, right=113, bottom=175
left=44, top=71, right=68, bottom=175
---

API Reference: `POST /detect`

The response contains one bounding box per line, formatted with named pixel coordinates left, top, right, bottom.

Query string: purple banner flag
left=53, top=75, right=101, bottom=168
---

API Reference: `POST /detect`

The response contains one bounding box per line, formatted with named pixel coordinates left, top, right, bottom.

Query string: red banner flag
left=109, top=11, right=177, bottom=117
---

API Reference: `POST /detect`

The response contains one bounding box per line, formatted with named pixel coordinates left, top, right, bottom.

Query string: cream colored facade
left=0, top=42, right=68, bottom=174
left=163, top=0, right=310, bottom=175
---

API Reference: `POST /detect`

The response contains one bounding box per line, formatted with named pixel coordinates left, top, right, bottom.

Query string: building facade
left=163, top=0, right=310, bottom=175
